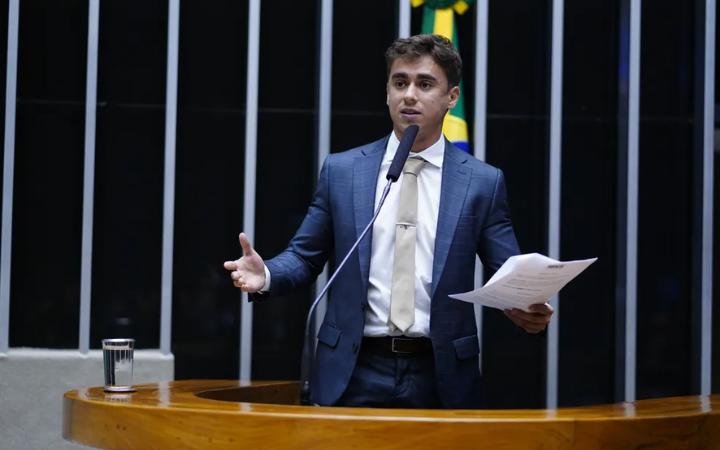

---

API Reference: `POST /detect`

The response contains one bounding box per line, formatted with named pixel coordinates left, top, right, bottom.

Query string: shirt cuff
left=260, top=265, right=271, bottom=293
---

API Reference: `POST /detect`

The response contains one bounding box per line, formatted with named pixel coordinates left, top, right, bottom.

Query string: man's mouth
left=400, top=109, right=421, bottom=118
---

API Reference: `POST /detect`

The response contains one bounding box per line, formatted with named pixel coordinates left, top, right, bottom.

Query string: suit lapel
left=432, top=142, right=471, bottom=297
left=353, top=138, right=387, bottom=295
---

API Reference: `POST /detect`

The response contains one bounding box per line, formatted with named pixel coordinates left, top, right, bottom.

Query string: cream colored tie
left=389, top=158, right=426, bottom=333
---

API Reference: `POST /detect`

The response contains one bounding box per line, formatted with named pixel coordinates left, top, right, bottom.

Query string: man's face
left=386, top=55, right=459, bottom=148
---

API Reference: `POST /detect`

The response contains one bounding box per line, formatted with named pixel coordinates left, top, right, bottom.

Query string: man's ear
left=386, top=85, right=390, bottom=106
left=448, top=85, right=460, bottom=109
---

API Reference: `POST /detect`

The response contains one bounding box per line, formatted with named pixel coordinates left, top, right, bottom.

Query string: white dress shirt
left=364, top=132, right=444, bottom=337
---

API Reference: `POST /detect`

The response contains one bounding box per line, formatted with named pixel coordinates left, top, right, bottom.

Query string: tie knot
left=403, top=158, right=426, bottom=176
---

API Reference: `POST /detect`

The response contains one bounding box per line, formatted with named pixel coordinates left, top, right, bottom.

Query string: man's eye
left=420, top=82, right=432, bottom=89
left=394, top=80, right=406, bottom=88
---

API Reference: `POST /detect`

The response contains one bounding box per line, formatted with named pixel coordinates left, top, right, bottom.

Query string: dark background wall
left=4, top=0, right=719, bottom=407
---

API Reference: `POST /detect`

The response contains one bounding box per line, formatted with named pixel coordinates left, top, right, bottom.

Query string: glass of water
left=102, top=338, right=136, bottom=392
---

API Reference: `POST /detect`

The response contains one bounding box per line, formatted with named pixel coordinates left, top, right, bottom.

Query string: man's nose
left=403, top=83, right=418, bottom=103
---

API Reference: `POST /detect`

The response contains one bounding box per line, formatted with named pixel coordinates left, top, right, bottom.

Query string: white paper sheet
left=449, top=253, right=597, bottom=312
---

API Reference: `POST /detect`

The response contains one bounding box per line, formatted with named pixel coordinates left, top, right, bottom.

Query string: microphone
left=386, top=125, right=418, bottom=181
left=299, top=125, right=419, bottom=405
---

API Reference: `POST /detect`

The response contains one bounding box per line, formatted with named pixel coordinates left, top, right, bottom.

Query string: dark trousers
left=334, top=341, right=442, bottom=409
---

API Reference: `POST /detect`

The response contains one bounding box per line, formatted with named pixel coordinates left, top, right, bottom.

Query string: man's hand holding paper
left=503, top=303, right=555, bottom=334
left=450, top=253, right=597, bottom=333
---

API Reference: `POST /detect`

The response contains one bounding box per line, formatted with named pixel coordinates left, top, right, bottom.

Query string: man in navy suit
left=224, top=34, right=553, bottom=408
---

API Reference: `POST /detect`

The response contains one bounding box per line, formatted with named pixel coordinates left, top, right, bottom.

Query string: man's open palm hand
left=223, top=233, right=266, bottom=292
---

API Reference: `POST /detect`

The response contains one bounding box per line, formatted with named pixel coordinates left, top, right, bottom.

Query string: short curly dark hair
left=385, top=34, right=463, bottom=88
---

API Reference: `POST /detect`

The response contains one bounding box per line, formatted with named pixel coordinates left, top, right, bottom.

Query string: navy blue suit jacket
left=263, top=136, right=520, bottom=408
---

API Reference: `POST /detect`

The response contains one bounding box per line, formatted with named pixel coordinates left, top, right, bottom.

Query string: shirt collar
left=384, top=131, right=445, bottom=169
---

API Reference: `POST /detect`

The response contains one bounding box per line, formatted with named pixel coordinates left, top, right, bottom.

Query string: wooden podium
left=63, top=380, right=719, bottom=449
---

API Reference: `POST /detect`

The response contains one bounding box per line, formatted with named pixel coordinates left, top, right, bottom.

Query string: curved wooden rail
left=63, top=380, right=720, bottom=449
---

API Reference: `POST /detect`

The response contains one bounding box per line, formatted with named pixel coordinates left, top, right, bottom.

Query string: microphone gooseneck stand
left=298, top=125, right=419, bottom=405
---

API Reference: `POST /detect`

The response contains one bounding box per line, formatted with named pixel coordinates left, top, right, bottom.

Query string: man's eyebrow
left=416, top=73, right=438, bottom=82
left=389, top=72, right=438, bottom=82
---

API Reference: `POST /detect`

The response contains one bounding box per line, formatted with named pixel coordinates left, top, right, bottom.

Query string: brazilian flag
left=412, top=0, right=472, bottom=152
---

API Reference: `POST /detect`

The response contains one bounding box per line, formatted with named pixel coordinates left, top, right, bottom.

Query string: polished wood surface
left=63, top=380, right=720, bottom=449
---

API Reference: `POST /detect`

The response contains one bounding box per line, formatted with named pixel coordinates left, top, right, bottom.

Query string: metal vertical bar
left=473, top=0, right=488, bottom=162
left=314, top=0, right=333, bottom=336
left=240, top=0, right=261, bottom=380
left=472, top=256, right=483, bottom=374
left=700, top=0, right=714, bottom=397
left=79, top=0, right=100, bottom=354
left=398, top=0, right=411, bottom=38
left=546, top=0, right=564, bottom=409
left=624, top=0, right=641, bottom=402
left=160, top=0, right=180, bottom=356
left=0, top=0, right=19, bottom=353
left=473, top=0, right=489, bottom=374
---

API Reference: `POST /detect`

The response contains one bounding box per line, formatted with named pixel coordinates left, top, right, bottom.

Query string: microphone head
left=386, top=125, right=419, bottom=182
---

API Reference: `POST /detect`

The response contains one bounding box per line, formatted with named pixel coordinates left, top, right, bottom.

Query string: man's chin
left=394, top=118, right=423, bottom=132
left=399, top=113, right=422, bottom=124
